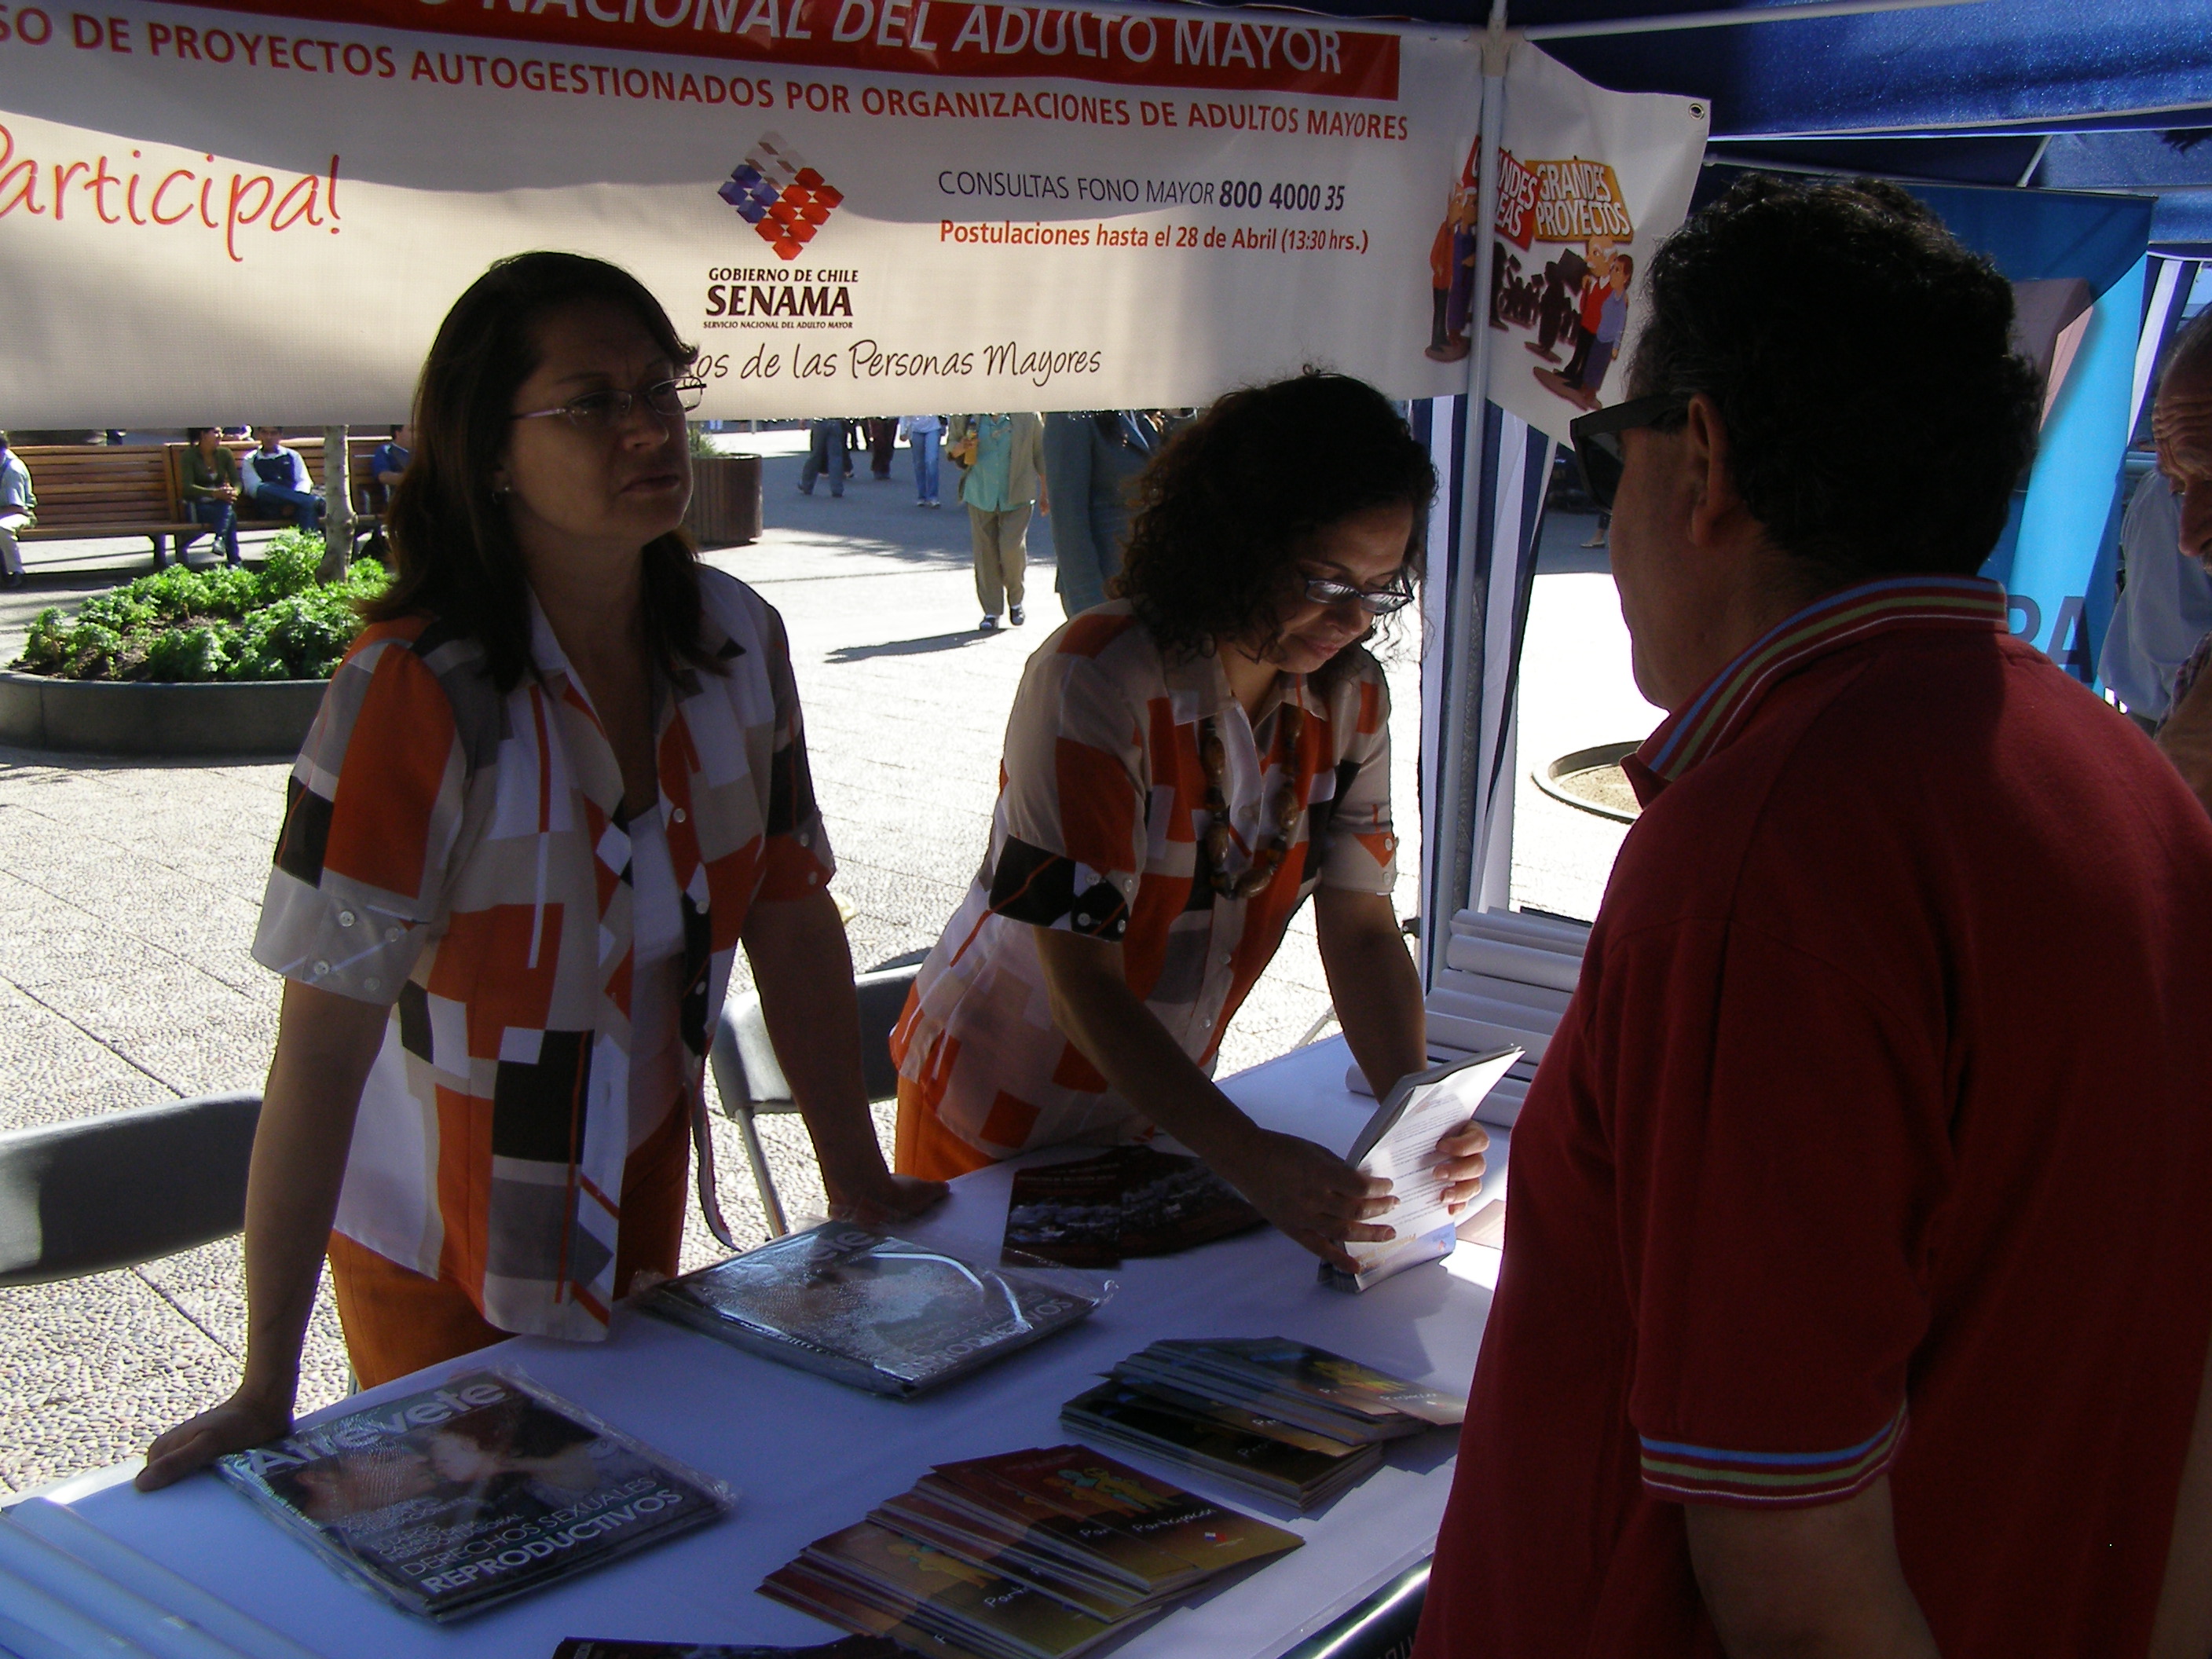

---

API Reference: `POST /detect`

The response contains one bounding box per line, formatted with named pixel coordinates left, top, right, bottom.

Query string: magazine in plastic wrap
left=643, top=1225, right=1108, bottom=1397
left=215, top=1370, right=731, bottom=1621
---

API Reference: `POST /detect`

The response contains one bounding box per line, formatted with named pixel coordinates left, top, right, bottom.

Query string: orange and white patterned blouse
left=891, top=600, right=1398, bottom=1163
left=254, top=569, right=831, bottom=1340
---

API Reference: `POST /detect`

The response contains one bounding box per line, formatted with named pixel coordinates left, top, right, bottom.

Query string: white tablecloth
left=50, top=1038, right=1504, bottom=1659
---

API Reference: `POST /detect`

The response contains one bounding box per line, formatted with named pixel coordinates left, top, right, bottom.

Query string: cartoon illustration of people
left=1536, top=251, right=1635, bottom=412
left=1426, top=145, right=1481, bottom=364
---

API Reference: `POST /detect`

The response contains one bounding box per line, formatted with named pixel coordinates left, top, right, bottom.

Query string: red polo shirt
left=1415, top=576, right=2212, bottom=1657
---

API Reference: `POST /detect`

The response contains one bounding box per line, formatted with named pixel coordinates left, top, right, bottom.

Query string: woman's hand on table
left=827, top=1169, right=949, bottom=1229
left=138, top=1382, right=293, bottom=1491
left=1216, top=1127, right=1397, bottom=1273
left=1437, top=1119, right=1492, bottom=1216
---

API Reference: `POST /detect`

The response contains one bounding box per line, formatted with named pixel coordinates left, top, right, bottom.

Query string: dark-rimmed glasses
left=513, top=376, right=707, bottom=433
left=1302, top=573, right=1415, bottom=616
left=1569, top=392, right=1691, bottom=512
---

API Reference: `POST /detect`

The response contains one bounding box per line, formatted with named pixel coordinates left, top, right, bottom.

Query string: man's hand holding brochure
left=1323, top=1045, right=1522, bottom=1292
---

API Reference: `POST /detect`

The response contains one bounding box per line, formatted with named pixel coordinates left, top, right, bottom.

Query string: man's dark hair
left=1115, top=371, right=1432, bottom=668
left=363, top=250, right=716, bottom=692
left=1628, top=174, right=2042, bottom=586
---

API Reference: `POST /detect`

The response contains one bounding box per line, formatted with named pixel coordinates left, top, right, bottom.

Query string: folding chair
left=0, top=1093, right=261, bottom=1287
left=708, top=956, right=923, bottom=1237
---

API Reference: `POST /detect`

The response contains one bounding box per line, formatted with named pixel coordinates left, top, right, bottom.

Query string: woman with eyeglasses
left=890, top=372, right=1488, bottom=1268
left=140, top=252, right=942, bottom=1489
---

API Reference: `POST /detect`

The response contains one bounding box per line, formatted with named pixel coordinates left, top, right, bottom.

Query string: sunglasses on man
left=1569, top=392, right=1690, bottom=512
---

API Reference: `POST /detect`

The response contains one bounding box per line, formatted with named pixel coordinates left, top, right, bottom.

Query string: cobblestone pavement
left=0, top=445, right=1643, bottom=1497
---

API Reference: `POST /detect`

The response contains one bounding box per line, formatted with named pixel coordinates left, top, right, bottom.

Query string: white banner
left=0, top=0, right=1486, bottom=422
left=1465, top=42, right=1708, bottom=447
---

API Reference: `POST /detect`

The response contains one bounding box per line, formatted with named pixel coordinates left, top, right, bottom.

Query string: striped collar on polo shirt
left=1627, top=575, right=2010, bottom=802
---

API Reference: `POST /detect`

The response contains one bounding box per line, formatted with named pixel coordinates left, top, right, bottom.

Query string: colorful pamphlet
left=643, top=1224, right=1103, bottom=1398
left=1002, top=1145, right=1263, bottom=1267
left=1060, top=1339, right=1468, bottom=1511
left=760, top=1446, right=1300, bottom=1659
left=1144, top=1337, right=1467, bottom=1427
left=1323, top=1046, right=1520, bottom=1292
left=215, top=1370, right=729, bottom=1622
left=1060, top=1382, right=1380, bottom=1513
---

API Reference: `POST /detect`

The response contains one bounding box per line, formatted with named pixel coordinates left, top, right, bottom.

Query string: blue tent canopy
left=1246, top=2, right=2212, bottom=248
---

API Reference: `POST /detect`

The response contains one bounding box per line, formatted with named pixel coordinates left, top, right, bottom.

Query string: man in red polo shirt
left=1415, top=178, right=2212, bottom=1658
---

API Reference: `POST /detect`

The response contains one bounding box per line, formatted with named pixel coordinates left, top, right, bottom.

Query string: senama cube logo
left=719, top=134, right=842, bottom=261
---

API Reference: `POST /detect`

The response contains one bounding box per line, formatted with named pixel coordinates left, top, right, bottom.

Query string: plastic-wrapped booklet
left=214, top=1370, right=731, bottom=1621
left=643, top=1224, right=1108, bottom=1398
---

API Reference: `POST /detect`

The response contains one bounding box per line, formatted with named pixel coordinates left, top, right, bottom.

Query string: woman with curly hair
left=889, top=372, right=1487, bottom=1267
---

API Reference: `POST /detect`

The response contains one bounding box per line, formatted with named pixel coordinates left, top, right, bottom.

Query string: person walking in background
left=240, top=427, right=326, bottom=532
left=0, top=430, right=35, bottom=591
left=899, top=413, right=942, bottom=507
left=949, top=411, right=1043, bottom=632
left=2152, top=306, right=2212, bottom=820
left=1042, top=411, right=1167, bottom=618
left=177, top=425, right=244, bottom=568
left=797, top=416, right=848, bottom=498
left=865, top=418, right=897, bottom=480
left=2100, top=460, right=2212, bottom=731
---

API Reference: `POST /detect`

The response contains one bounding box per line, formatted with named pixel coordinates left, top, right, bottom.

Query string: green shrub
left=144, top=624, right=234, bottom=682
left=9, top=533, right=394, bottom=683
left=63, top=623, right=124, bottom=679
left=17, top=609, right=69, bottom=673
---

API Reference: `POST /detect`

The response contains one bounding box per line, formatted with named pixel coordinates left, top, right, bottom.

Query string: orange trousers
left=892, top=1074, right=999, bottom=1182
left=327, top=1100, right=691, bottom=1390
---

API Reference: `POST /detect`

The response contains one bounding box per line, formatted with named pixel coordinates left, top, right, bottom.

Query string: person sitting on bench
left=240, top=427, right=326, bottom=531
left=0, top=430, right=34, bottom=591
left=178, top=426, right=244, bottom=568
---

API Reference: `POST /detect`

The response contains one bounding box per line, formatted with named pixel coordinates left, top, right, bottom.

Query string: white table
left=37, top=1039, right=1505, bottom=1659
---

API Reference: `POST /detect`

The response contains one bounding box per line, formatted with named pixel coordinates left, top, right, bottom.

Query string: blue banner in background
left=1903, top=182, right=2155, bottom=684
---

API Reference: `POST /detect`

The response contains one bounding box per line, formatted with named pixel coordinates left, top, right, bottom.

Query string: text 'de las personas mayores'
left=688, top=337, right=1104, bottom=390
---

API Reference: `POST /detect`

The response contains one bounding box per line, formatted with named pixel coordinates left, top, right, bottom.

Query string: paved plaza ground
left=0, top=438, right=1651, bottom=1498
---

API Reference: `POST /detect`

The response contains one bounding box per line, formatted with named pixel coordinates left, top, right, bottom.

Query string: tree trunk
left=318, top=425, right=351, bottom=582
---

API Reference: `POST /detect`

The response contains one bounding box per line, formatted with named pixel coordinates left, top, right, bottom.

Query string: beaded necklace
left=1197, top=703, right=1305, bottom=900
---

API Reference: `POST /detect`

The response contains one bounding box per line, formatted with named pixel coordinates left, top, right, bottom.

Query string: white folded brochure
left=1321, top=1045, right=1522, bottom=1293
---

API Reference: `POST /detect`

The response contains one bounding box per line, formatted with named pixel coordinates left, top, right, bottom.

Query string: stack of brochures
left=643, top=1224, right=1104, bottom=1398
left=1001, top=1144, right=1263, bottom=1267
left=760, top=1444, right=1301, bottom=1659
left=1324, top=1045, right=1522, bottom=1292
left=215, top=1370, right=730, bottom=1621
left=1059, top=1337, right=1467, bottom=1513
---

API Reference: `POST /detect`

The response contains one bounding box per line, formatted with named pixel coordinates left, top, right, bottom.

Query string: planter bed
left=0, top=670, right=324, bottom=756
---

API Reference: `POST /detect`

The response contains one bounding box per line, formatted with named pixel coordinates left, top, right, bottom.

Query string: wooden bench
left=12, top=445, right=197, bottom=563
left=10, top=438, right=393, bottom=569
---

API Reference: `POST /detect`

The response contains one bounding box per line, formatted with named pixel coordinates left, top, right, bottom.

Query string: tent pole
left=1424, top=7, right=1511, bottom=990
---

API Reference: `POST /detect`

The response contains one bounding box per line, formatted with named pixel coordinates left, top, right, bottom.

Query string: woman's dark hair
left=1114, top=372, right=1433, bottom=666
left=363, top=251, right=715, bottom=691
left=1628, top=174, right=2042, bottom=587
